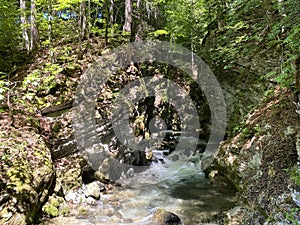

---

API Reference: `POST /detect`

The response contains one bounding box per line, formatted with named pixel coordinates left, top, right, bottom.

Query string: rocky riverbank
left=208, top=87, right=300, bottom=224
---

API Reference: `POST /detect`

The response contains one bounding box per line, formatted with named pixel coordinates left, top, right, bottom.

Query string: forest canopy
left=0, top=0, right=299, bottom=88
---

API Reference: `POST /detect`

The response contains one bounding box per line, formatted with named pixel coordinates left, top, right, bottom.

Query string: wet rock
left=64, top=181, right=105, bottom=204
left=152, top=208, right=184, bottom=225
left=65, top=190, right=86, bottom=204
left=201, top=154, right=214, bottom=171
left=81, top=165, right=98, bottom=184
left=86, top=196, right=97, bottom=205
left=125, top=168, right=135, bottom=178
left=95, top=157, right=133, bottom=183
left=84, top=181, right=102, bottom=200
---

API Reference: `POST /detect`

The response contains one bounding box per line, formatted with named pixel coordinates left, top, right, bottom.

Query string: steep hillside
left=209, top=87, right=300, bottom=224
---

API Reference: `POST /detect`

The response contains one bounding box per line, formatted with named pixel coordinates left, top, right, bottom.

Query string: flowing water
left=44, top=146, right=237, bottom=225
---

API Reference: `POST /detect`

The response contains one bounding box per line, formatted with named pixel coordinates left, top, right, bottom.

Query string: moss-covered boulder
left=0, top=122, right=56, bottom=224
left=42, top=195, right=69, bottom=218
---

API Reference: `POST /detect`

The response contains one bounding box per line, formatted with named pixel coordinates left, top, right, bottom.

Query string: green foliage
left=162, top=0, right=206, bottom=48
left=285, top=167, right=300, bottom=222
left=0, top=0, right=22, bottom=71
left=232, top=122, right=261, bottom=138
left=149, top=29, right=168, bottom=36
left=45, top=62, right=62, bottom=75
left=287, top=166, right=300, bottom=187
left=241, top=127, right=251, bottom=138
left=78, top=207, right=88, bottom=216
left=54, top=0, right=80, bottom=10
left=42, top=195, right=67, bottom=217
left=22, top=70, right=42, bottom=92
left=57, top=46, right=73, bottom=62
left=43, top=203, right=59, bottom=217
left=254, top=124, right=261, bottom=136
left=0, top=1, right=20, bottom=51
left=0, top=80, right=9, bottom=101
left=286, top=207, right=300, bottom=225
left=232, top=122, right=246, bottom=136
left=285, top=166, right=300, bottom=224
left=22, top=63, right=62, bottom=97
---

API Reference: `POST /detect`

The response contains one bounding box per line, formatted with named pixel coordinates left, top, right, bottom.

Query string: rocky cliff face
left=208, top=88, right=300, bottom=223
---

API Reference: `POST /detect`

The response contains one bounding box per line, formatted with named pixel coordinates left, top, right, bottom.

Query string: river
left=43, top=146, right=237, bottom=225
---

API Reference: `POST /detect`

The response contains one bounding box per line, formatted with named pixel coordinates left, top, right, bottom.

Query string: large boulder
left=0, top=124, right=55, bottom=224
left=208, top=89, right=299, bottom=223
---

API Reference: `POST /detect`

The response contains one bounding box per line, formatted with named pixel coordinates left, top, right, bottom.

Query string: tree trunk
left=104, top=0, right=109, bottom=46
left=78, top=1, right=87, bottom=59
left=87, top=0, right=91, bottom=38
left=48, top=0, right=53, bottom=62
left=107, top=0, right=114, bottom=40
left=79, top=1, right=87, bottom=40
left=20, top=0, right=30, bottom=51
left=295, top=55, right=300, bottom=102
left=123, top=0, right=132, bottom=34
left=133, top=0, right=141, bottom=42
left=109, top=0, right=114, bottom=26
left=30, top=0, right=39, bottom=50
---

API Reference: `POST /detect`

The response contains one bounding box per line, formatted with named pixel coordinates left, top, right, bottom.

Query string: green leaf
left=150, top=29, right=169, bottom=37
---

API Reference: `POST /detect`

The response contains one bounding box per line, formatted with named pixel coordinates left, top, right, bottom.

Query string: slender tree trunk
left=79, top=1, right=87, bottom=40
left=87, top=0, right=91, bottom=38
left=123, top=0, right=132, bottom=35
left=109, top=0, right=114, bottom=26
left=30, top=0, right=39, bottom=50
left=107, top=0, right=115, bottom=39
left=20, top=0, right=30, bottom=51
left=105, top=1, right=109, bottom=46
left=48, top=0, right=53, bottom=62
left=78, top=1, right=87, bottom=59
left=133, top=0, right=141, bottom=42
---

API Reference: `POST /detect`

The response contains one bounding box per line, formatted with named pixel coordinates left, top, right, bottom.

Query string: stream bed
left=43, top=151, right=237, bottom=225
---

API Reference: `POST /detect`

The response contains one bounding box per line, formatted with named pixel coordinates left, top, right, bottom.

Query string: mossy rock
left=42, top=195, right=69, bottom=218
left=43, top=204, right=59, bottom=218
left=0, top=127, right=56, bottom=224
